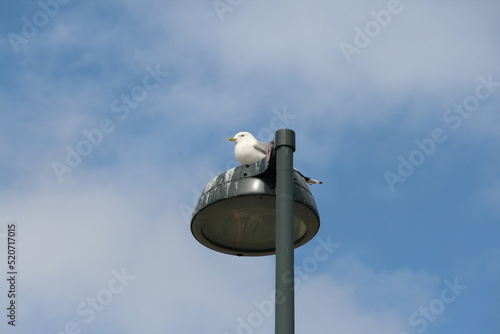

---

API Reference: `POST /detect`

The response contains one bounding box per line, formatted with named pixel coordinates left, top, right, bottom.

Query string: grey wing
left=253, top=140, right=269, bottom=155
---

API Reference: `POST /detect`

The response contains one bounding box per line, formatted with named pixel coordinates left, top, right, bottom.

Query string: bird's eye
left=241, top=134, right=245, bottom=137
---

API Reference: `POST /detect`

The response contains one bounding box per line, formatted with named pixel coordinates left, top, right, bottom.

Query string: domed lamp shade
left=190, top=150, right=320, bottom=256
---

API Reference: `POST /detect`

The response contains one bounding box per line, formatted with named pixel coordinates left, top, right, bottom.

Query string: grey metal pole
left=275, top=129, right=295, bottom=334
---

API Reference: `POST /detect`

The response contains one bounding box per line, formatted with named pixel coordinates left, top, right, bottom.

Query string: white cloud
left=0, top=159, right=442, bottom=333
left=2, top=1, right=499, bottom=332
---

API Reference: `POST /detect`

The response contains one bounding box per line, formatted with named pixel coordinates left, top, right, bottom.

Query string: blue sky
left=1, top=0, right=499, bottom=333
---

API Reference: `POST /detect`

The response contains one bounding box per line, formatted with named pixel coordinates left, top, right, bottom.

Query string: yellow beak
left=227, top=137, right=236, bottom=141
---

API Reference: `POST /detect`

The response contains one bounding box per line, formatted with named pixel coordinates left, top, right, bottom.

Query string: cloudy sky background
left=1, top=0, right=499, bottom=333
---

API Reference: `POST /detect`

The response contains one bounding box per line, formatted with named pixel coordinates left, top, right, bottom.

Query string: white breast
left=234, top=141, right=266, bottom=165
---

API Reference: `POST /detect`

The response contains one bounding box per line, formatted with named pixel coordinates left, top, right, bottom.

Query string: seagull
left=228, top=131, right=322, bottom=184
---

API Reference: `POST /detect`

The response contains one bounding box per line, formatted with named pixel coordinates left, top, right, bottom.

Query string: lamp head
left=190, top=152, right=320, bottom=256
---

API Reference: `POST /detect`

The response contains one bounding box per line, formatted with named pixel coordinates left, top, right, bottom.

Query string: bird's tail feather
left=304, top=177, right=323, bottom=185
left=293, top=168, right=323, bottom=185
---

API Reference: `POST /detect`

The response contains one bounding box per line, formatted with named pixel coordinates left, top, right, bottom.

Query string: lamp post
left=191, top=129, right=319, bottom=333
left=275, top=129, right=296, bottom=333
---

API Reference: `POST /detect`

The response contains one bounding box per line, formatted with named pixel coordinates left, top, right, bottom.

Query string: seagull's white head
left=227, top=131, right=256, bottom=144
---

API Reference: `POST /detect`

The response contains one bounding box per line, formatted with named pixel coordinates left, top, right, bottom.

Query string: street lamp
left=191, top=129, right=320, bottom=333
